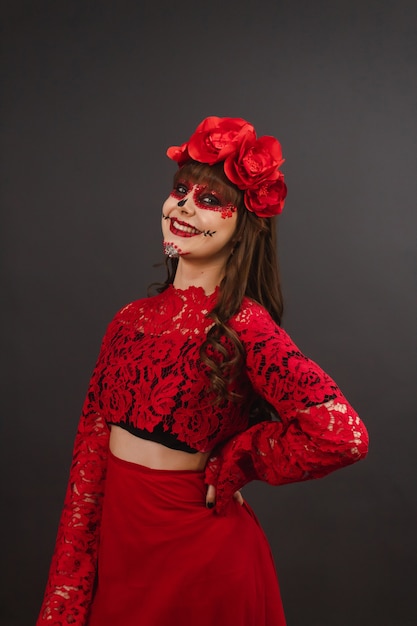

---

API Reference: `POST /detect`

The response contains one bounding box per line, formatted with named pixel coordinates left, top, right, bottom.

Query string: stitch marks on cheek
left=203, top=230, right=217, bottom=237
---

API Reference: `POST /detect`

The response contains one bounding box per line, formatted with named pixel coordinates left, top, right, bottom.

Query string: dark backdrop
left=1, top=1, right=416, bottom=625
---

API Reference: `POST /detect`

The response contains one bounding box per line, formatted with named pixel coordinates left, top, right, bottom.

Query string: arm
left=205, top=304, right=369, bottom=512
left=36, top=318, right=119, bottom=625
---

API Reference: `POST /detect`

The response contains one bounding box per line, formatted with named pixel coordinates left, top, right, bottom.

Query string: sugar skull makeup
left=163, top=242, right=183, bottom=257
left=170, top=180, right=237, bottom=220
left=161, top=176, right=239, bottom=264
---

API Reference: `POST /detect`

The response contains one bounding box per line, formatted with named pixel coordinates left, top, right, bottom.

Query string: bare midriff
left=109, top=424, right=211, bottom=471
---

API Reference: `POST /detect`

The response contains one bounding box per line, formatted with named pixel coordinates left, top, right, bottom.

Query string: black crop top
left=108, top=420, right=198, bottom=453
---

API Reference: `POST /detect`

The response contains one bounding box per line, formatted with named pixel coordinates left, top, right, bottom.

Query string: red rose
left=166, top=116, right=288, bottom=217
left=244, top=172, right=287, bottom=217
left=224, top=135, right=284, bottom=189
left=166, top=141, right=190, bottom=165
left=188, top=116, right=255, bottom=164
left=167, top=116, right=256, bottom=166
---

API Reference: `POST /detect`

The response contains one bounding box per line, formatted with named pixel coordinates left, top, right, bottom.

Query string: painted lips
left=169, top=218, right=201, bottom=238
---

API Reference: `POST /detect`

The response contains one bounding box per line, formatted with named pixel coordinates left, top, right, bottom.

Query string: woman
left=37, top=116, right=369, bottom=625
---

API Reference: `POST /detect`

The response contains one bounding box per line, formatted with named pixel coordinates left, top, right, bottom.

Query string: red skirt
left=88, top=450, right=286, bottom=626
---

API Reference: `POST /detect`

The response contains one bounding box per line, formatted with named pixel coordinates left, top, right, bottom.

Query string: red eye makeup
left=170, top=179, right=191, bottom=201
left=170, top=181, right=237, bottom=219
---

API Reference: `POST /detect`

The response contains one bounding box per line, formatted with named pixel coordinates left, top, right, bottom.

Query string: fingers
left=206, top=485, right=244, bottom=510
left=233, top=490, right=244, bottom=505
left=206, top=484, right=216, bottom=509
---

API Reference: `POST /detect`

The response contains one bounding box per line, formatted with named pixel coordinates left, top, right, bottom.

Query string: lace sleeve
left=205, top=304, right=369, bottom=512
left=36, top=318, right=118, bottom=625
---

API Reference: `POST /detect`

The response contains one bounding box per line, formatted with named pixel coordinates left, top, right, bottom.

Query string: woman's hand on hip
left=206, top=484, right=243, bottom=509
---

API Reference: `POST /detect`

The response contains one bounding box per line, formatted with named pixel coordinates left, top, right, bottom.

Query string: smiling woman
left=36, top=116, right=368, bottom=626
left=161, top=167, right=239, bottom=264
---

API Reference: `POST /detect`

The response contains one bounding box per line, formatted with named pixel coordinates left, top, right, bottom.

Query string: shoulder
left=115, top=290, right=174, bottom=325
left=230, top=297, right=296, bottom=349
left=117, top=293, right=160, bottom=319
left=231, top=297, right=277, bottom=331
left=100, top=292, right=164, bottom=336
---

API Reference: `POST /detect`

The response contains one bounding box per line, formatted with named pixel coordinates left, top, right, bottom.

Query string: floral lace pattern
left=37, top=285, right=368, bottom=623
left=99, top=285, right=250, bottom=452
left=204, top=298, right=369, bottom=513
left=37, top=341, right=112, bottom=624
left=79, top=286, right=345, bottom=455
left=205, top=399, right=368, bottom=514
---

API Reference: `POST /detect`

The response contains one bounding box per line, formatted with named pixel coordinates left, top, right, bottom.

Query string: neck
left=173, top=258, right=225, bottom=295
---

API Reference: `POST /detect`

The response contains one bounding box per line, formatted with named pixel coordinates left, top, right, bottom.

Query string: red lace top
left=37, top=285, right=368, bottom=625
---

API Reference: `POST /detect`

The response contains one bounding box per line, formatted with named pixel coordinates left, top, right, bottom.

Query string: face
left=161, top=177, right=238, bottom=264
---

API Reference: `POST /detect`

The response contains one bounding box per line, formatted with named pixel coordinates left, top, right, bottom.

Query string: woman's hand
left=206, top=484, right=243, bottom=509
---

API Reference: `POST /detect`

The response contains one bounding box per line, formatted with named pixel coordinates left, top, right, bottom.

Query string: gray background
left=1, top=1, right=416, bottom=625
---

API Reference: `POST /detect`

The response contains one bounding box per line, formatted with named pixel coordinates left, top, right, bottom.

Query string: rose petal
left=244, top=174, right=287, bottom=217
left=166, top=142, right=190, bottom=165
left=187, top=117, right=256, bottom=165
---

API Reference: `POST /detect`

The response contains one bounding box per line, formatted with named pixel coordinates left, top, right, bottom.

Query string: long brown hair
left=156, top=161, right=284, bottom=402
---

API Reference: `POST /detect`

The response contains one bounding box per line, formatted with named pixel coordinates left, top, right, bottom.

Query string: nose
left=177, top=190, right=195, bottom=214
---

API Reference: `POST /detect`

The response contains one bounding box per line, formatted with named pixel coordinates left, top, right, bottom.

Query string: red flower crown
left=166, top=116, right=287, bottom=218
